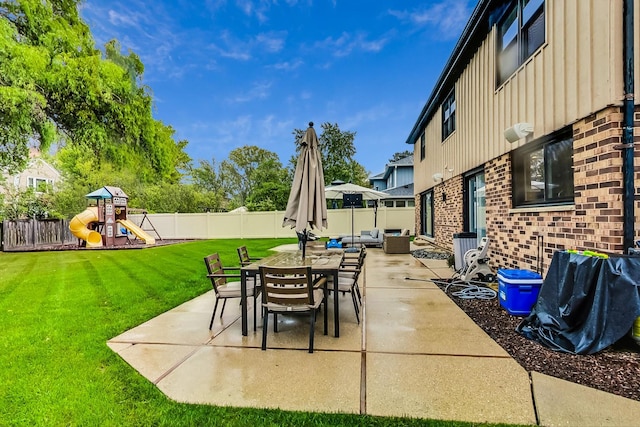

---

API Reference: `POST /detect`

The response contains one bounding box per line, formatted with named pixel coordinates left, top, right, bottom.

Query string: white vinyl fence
left=129, top=207, right=415, bottom=240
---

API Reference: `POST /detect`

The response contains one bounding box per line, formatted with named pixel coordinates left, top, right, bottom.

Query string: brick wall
left=415, top=105, right=640, bottom=277
left=485, top=105, right=640, bottom=275
left=434, top=175, right=464, bottom=249
left=414, top=177, right=464, bottom=245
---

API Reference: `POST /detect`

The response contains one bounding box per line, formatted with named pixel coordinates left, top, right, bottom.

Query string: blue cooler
left=498, top=269, right=543, bottom=316
left=326, top=238, right=342, bottom=249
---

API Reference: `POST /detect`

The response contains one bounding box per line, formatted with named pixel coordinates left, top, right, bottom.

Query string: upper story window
left=420, top=133, right=426, bottom=160
left=442, top=90, right=456, bottom=141
left=511, top=128, right=573, bottom=207
left=497, top=0, right=545, bottom=85
left=27, top=177, right=52, bottom=192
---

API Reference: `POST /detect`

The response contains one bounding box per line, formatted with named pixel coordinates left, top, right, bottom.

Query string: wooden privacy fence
left=2, top=219, right=76, bottom=251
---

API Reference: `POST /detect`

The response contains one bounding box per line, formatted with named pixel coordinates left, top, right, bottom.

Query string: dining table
left=240, top=250, right=344, bottom=337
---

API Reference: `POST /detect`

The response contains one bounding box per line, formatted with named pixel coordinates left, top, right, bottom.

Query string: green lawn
left=0, top=239, right=523, bottom=427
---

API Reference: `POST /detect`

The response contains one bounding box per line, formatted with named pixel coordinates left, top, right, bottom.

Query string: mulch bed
left=3, top=239, right=194, bottom=252
left=411, top=249, right=640, bottom=402
left=435, top=280, right=640, bottom=402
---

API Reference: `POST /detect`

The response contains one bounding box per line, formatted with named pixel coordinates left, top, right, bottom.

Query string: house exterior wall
left=389, top=167, right=413, bottom=188
left=1, top=158, right=61, bottom=194
left=414, top=0, right=639, bottom=195
left=411, top=0, right=640, bottom=274
left=371, top=178, right=386, bottom=191
left=483, top=105, right=640, bottom=272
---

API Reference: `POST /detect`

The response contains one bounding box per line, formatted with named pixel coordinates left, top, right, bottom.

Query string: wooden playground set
left=69, top=186, right=160, bottom=248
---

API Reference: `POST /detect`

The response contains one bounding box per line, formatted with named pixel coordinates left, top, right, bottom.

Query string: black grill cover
left=516, top=251, right=640, bottom=354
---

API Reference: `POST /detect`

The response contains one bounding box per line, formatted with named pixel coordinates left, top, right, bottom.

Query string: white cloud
left=271, top=59, right=304, bottom=71
left=80, top=0, right=192, bottom=82
left=315, top=32, right=390, bottom=57
left=206, top=115, right=254, bottom=148
left=255, top=32, right=286, bottom=53
left=209, top=30, right=286, bottom=61
left=342, top=104, right=394, bottom=130
left=258, top=115, right=294, bottom=140
left=388, top=0, right=473, bottom=40
left=227, top=81, right=272, bottom=103
left=107, top=10, right=139, bottom=27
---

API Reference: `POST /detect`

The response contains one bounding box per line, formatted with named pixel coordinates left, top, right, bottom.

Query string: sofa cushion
left=370, top=228, right=379, bottom=239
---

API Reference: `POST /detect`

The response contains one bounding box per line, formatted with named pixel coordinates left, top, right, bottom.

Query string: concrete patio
left=107, top=244, right=640, bottom=426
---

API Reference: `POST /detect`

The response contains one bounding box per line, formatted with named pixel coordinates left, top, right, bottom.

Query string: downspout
left=622, top=0, right=635, bottom=252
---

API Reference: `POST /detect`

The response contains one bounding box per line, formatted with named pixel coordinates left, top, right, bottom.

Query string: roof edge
left=405, top=0, right=499, bottom=145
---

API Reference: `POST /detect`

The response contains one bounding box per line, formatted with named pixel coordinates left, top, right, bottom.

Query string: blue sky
left=80, top=0, right=475, bottom=176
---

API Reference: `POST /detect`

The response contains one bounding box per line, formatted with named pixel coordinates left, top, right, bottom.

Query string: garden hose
left=405, top=277, right=497, bottom=300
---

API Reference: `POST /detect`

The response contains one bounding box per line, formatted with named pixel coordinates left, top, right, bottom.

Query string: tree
left=191, top=158, right=223, bottom=194
left=0, top=0, right=189, bottom=182
left=244, top=158, right=291, bottom=211
left=219, top=146, right=288, bottom=208
left=292, top=122, right=370, bottom=187
left=389, top=150, right=412, bottom=162
left=0, top=183, right=60, bottom=220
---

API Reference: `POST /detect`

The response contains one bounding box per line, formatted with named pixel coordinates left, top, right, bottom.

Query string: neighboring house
left=1, top=156, right=61, bottom=194
left=405, top=0, right=639, bottom=272
left=369, top=155, right=415, bottom=208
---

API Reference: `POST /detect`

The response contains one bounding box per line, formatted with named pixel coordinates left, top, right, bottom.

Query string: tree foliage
left=389, top=150, right=412, bottom=162
left=0, top=0, right=189, bottom=182
left=293, top=122, right=370, bottom=187
left=219, top=146, right=289, bottom=209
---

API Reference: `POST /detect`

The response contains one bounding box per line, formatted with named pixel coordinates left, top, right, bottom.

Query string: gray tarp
left=516, top=251, right=640, bottom=354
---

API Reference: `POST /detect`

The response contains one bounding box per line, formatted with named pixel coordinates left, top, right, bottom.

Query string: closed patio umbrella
left=283, top=122, right=327, bottom=257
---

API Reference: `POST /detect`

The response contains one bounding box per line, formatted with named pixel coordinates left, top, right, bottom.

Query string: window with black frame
left=442, top=90, right=456, bottom=141
left=512, top=130, right=574, bottom=207
left=421, top=191, right=434, bottom=237
left=420, top=133, right=426, bottom=160
left=497, top=0, right=545, bottom=85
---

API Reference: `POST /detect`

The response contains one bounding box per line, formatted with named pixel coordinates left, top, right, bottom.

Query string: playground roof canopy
left=85, top=186, right=129, bottom=200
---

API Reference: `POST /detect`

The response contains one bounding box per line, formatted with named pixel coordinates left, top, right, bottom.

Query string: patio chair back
left=259, top=265, right=325, bottom=353
left=204, top=253, right=232, bottom=292
left=260, top=266, right=317, bottom=306
left=237, top=245, right=263, bottom=267
left=204, top=253, right=256, bottom=330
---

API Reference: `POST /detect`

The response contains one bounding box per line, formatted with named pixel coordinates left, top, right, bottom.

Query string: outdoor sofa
left=339, top=229, right=384, bottom=247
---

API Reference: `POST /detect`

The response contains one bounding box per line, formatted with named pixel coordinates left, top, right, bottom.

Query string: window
left=27, top=177, right=51, bottom=192
left=420, top=133, right=426, bottom=160
left=464, top=170, right=486, bottom=238
left=396, top=200, right=406, bottom=208
left=442, top=90, right=456, bottom=140
left=421, top=191, right=434, bottom=237
left=497, top=0, right=545, bottom=84
left=512, top=129, right=573, bottom=207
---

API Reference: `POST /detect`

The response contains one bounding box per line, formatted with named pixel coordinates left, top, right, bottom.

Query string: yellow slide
left=69, top=206, right=103, bottom=247
left=117, top=219, right=156, bottom=245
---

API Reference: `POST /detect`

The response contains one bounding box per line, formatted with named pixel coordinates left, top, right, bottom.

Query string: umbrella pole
left=374, top=201, right=378, bottom=228
left=346, top=205, right=358, bottom=253
left=296, top=230, right=308, bottom=258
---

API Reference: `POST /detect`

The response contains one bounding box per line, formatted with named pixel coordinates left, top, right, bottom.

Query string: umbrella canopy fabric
left=324, top=183, right=388, bottom=201
left=282, top=123, right=328, bottom=233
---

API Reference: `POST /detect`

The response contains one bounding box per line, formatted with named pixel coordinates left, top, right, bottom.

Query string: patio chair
left=340, top=247, right=366, bottom=277
left=259, top=265, right=327, bottom=353
left=204, top=253, right=259, bottom=330
left=341, top=247, right=366, bottom=270
left=236, top=246, right=262, bottom=266
left=334, top=265, right=362, bottom=324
